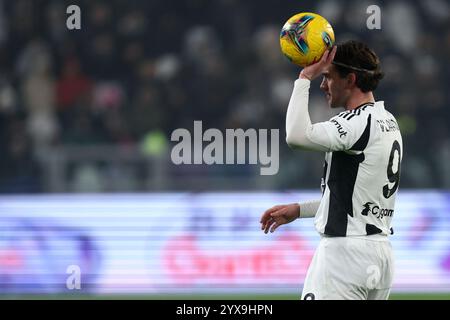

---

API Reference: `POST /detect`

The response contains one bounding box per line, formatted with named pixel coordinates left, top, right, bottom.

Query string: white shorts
left=301, top=235, right=394, bottom=300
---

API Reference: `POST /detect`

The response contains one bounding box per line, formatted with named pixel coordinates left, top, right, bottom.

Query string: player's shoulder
left=329, top=103, right=374, bottom=133
left=372, top=101, right=403, bottom=139
left=335, top=102, right=374, bottom=122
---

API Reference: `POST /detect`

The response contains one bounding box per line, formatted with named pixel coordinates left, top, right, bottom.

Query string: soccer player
left=260, top=41, right=402, bottom=300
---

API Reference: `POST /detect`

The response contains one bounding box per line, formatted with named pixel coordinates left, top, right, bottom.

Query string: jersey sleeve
left=285, top=78, right=370, bottom=152
left=311, top=112, right=370, bottom=151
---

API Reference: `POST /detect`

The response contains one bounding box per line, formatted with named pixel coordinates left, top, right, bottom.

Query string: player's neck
left=345, top=91, right=375, bottom=111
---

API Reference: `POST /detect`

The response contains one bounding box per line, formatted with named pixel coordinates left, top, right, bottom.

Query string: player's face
left=320, top=65, right=351, bottom=108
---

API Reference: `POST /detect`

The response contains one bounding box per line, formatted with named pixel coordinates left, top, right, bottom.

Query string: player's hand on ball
left=260, top=203, right=300, bottom=234
left=299, top=45, right=337, bottom=81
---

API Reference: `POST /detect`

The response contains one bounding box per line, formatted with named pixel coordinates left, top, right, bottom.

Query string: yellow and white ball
left=280, top=12, right=335, bottom=67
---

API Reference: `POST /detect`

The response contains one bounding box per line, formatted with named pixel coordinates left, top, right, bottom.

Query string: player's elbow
left=285, top=132, right=294, bottom=147
left=286, top=134, right=305, bottom=149
left=286, top=132, right=322, bottom=151
left=285, top=135, right=296, bottom=148
left=286, top=123, right=310, bottom=149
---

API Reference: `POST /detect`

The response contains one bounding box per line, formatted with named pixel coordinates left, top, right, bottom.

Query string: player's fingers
left=262, top=209, right=282, bottom=232
left=260, top=212, right=270, bottom=224
left=261, top=215, right=271, bottom=231
left=327, top=46, right=337, bottom=63
left=270, top=221, right=282, bottom=233
left=261, top=218, right=273, bottom=231
left=263, top=219, right=275, bottom=234
left=260, top=211, right=273, bottom=225
left=261, top=217, right=274, bottom=233
left=320, top=49, right=329, bottom=63
left=260, top=205, right=283, bottom=223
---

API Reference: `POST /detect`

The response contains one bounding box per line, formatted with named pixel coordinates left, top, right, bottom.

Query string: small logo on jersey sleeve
left=361, top=202, right=394, bottom=219
left=330, top=119, right=348, bottom=138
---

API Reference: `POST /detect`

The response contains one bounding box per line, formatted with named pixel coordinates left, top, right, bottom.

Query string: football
left=280, top=12, right=335, bottom=67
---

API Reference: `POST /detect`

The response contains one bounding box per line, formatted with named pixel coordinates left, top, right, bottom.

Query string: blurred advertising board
left=0, top=191, right=449, bottom=294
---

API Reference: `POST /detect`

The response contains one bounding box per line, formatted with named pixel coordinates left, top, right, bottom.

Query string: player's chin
left=330, top=102, right=340, bottom=108
left=328, top=97, right=340, bottom=108
left=325, top=94, right=334, bottom=108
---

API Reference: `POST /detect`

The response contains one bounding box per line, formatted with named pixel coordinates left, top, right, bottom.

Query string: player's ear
left=346, top=73, right=357, bottom=87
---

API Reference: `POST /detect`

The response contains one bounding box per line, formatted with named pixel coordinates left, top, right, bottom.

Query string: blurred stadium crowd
left=0, top=0, right=448, bottom=193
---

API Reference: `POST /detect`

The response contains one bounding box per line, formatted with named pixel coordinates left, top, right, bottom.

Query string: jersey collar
left=354, top=102, right=375, bottom=110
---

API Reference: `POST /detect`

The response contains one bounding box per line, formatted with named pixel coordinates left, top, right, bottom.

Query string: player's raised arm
left=285, top=47, right=336, bottom=151
left=299, top=46, right=337, bottom=81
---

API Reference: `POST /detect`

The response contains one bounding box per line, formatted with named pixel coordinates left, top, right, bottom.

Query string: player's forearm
left=286, top=79, right=312, bottom=148
left=298, top=200, right=321, bottom=218
left=285, top=79, right=328, bottom=152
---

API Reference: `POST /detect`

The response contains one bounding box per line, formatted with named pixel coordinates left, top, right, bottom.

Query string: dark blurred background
left=0, top=0, right=448, bottom=193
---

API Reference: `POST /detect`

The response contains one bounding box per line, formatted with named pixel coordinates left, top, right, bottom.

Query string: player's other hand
left=260, top=203, right=300, bottom=234
left=299, top=45, right=337, bottom=81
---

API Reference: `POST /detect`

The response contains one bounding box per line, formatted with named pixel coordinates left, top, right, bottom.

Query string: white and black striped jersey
left=286, top=79, right=403, bottom=237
